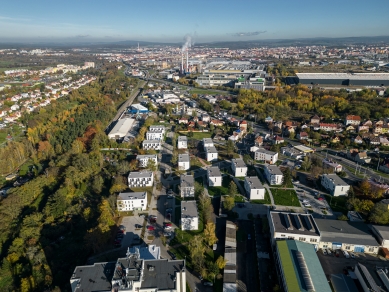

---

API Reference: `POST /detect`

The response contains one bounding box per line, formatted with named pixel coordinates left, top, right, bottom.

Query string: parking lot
left=120, top=216, right=144, bottom=247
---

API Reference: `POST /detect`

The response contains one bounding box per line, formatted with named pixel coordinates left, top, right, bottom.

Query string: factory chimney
left=181, top=53, right=184, bottom=73
left=186, top=49, right=189, bottom=73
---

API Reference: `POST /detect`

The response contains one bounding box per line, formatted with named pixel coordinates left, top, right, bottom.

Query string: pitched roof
left=346, top=115, right=361, bottom=121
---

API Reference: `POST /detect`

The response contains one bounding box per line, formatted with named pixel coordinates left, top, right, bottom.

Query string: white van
left=343, top=250, right=350, bottom=258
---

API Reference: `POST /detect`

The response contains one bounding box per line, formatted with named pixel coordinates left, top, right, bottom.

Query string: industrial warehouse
left=294, top=72, right=389, bottom=86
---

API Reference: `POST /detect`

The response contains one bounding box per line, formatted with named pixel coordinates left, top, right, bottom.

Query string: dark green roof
left=277, top=240, right=331, bottom=292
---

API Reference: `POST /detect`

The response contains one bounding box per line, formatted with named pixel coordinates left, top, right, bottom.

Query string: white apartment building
left=180, top=174, right=195, bottom=197
left=128, top=171, right=154, bottom=188
left=203, top=138, right=214, bottom=148
left=142, top=139, right=161, bottom=150
left=205, top=146, right=218, bottom=162
left=244, top=176, right=265, bottom=200
left=321, top=173, right=350, bottom=196
left=264, top=164, right=284, bottom=185
left=231, top=158, right=247, bottom=177
left=117, top=192, right=147, bottom=211
left=268, top=212, right=321, bottom=245
left=180, top=200, right=199, bottom=231
left=177, top=136, right=188, bottom=149
left=178, top=154, right=190, bottom=170
left=207, top=166, right=222, bottom=187
left=146, top=130, right=164, bottom=140
left=252, top=147, right=278, bottom=164
left=136, top=154, right=158, bottom=168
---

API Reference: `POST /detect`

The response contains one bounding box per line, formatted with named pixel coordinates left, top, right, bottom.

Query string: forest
left=0, top=65, right=139, bottom=291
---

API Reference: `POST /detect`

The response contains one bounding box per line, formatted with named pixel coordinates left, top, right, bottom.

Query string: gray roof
left=118, top=192, right=146, bottom=201
left=265, top=164, right=283, bottom=176
left=245, top=176, right=263, bottom=190
left=205, top=146, right=218, bottom=153
left=181, top=201, right=198, bottom=218
left=72, top=262, right=116, bottom=292
left=203, top=138, right=213, bottom=144
left=178, top=154, right=190, bottom=162
left=315, top=219, right=379, bottom=246
left=141, top=259, right=185, bottom=290
left=128, top=171, right=153, bottom=179
left=178, top=136, right=187, bottom=142
left=137, top=154, right=157, bottom=160
left=142, top=139, right=161, bottom=144
left=231, top=158, right=246, bottom=168
left=180, top=174, right=194, bottom=188
left=255, top=147, right=277, bottom=155
left=322, top=173, right=348, bottom=186
left=372, top=225, right=389, bottom=240
left=330, top=274, right=358, bottom=292
left=270, top=212, right=320, bottom=236
left=208, top=166, right=222, bottom=177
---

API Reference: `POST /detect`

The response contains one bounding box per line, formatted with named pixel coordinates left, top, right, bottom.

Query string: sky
left=0, top=0, right=388, bottom=44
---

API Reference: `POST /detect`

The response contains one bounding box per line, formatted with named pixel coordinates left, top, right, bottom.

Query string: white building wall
left=321, top=175, right=350, bottom=196
left=233, top=166, right=247, bottom=177
left=254, top=151, right=278, bottom=164
left=318, top=241, right=378, bottom=254
left=181, top=217, right=199, bottom=231
left=178, top=141, right=187, bottom=149
left=146, top=132, right=163, bottom=140
left=117, top=199, right=147, bottom=211
left=178, top=161, right=190, bottom=170
left=206, top=152, right=218, bottom=162
left=273, top=232, right=320, bottom=245
left=208, top=176, right=222, bottom=187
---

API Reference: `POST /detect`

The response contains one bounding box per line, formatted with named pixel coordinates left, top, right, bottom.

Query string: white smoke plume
left=182, top=34, right=193, bottom=52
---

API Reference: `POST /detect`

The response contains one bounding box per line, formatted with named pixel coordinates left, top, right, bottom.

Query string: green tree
left=228, top=180, right=238, bottom=197
left=226, top=140, right=234, bottom=158
left=204, top=222, right=218, bottom=247
left=369, top=203, right=389, bottom=224
left=301, top=156, right=312, bottom=171
left=215, top=255, right=228, bottom=269
left=223, top=196, right=235, bottom=211
left=146, top=158, right=157, bottom=172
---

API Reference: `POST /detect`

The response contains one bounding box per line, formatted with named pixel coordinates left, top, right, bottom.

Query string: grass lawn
left=324, top=194, right=348, bottom=214
left=272, top=188, right=300, bottom=207
left=234, top=195, right=245, bottom=203
left=208, top=175, right=238, bottom=197
left=0, top=131, right=7, bottom=144
left=251, top=189, right=272, bottom=204
left=179, top=131, right=212, bottom=140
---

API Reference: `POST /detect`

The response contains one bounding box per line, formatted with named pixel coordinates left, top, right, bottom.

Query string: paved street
left=120, top=216, right=144, bottom=247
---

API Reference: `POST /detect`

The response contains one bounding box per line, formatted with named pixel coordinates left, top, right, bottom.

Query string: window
left=310, top=238, right=317, bottom=243
left=298, top=237, right=306, bottom=242
left=369, top=247, right=374, bottom=252
left=323, top=245, right=328, bottom=248
left=345, top=246, right=350, bottom=250
left=281, top=234, right=286, bottom=237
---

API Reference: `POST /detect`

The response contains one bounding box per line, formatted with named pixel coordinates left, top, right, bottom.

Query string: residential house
left=370, top=137, right=381, bottom=145
left=136, top=154, right=158, bottom=168
left=177, top=136, right=188, bottom=149
left=319, top=123, right=338, bottom=132
left=297, top=132, right=309, bottom=140
left=203, top=138, right=214, bottom=148
left=207, top=166, right=222, bottom=187
left=142, top=139, right=161, bottom=150
left=354, top=135, right=363, bottom=144
left=128, top=171, right=154, bottom=188
left=252, top=147, right=278, bottom=164
left=321, top=173, right=350, bottom=196
left=310, top=115, right=320, bottom=124
left=264, top=164, right=284, bottom=185
left=239, top=120, right=248, bottom=132
left=316, top=219, right=379, bottom=254
left=178, top=154, right=190, bottom=170
left=347, top=149, right=371, bottom=164
left=264, top=116, right=273, bottom=123
left=210, top=119, right=223, bottom=127
left=187, top=121, right=195, bottom=128
left=117, top=191, right=147, bottom=211
left=205, top=146, right=218, bottom=162
left=254, top=135, right=263, bottom=146
left=345, top=115, right=361, bottom=126
left=273, top=121, right=283, bottom=130
left=201, top=114, right=210, bottom=123
left=331, top=136, right=340, bottom=143
left=197, top=121, right=207, bottom=128
left=380, top=137, right=389, bottom=146
left=181, top=201, right=199, bottom=231
left=231, top=158, right=247, bottom=177
left=268, top=212, right=321, bottom=245
left=244, top=176, right=265, bottom=200
left=272, top=135, right=285, bottom=145
left=180, top=174, right=195, bottom=197
left=322, top=159, right=342, bottom=173
left=178, top=117, right=188, bottom=124
left=358, top=125, right=369, bottom=132
left=281, top=147, right=304, bottom=160
left=345, top=125, right=356, bottom=132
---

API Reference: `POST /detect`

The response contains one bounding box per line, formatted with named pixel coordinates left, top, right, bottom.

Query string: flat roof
left=330, top=274, right=358, bottom=292
left=205, top=146, right=218, bottom=153
left=277, top=240, right=331, bottom=292
left=118, top=192, right=146, bottom=201
left=180, top=174, right=194, bottom=187
left=108, top=118, right=135, bottom=137
left=208, top=166, right=222, bottom=177
left=265, top=164, right=283, bottom=176
left=371, top=225, right=389, bottom=240
left=270, top=212, right=320, bottom=237
left=315, top=219, right=379, bottom=246
left=142, top=139, right=161, bottom=144
left=128, top=171, right=153, bottom=179
left=129, top=245, right=160, bottom=260
left=178, top=136, right=187, bottom=142
left=137, top=154, right=157, bottom=160
left=141, top=259, right=184, bottom=290
left=130, top=103, right=148, bottom=111
left=178, top=154, right=190, bottom=162
left=294, top=144, right=314, bottom=153
left=255, top=147, right=277, bottom=155
left=322, top=173, right=348, bottom=186
left=72, top=262, right=116, bottom=292
left=231, top=158, right=246, bottom=168
left=245, top=176, right=263, bottom=190
left=203, top=138, right=213, bottom=144
left=149, top=125, right=165, bottom=129
left=181, top=200, right=198, bottom=218
left=296, top=72, right=389, bottom=80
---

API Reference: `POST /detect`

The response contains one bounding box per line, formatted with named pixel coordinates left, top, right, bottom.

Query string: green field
left=272, top=188, right=300, bottom=207
left=180, top=131, right=212, bottom=140
left=251, top=189, right=272, bottom=204
left=324, top=194, right=348, bottom=214
left=208, top=175, right=241, bottom=197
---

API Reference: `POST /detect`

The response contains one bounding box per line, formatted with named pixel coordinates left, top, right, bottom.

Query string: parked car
left=135, top=224, right=142, bottom=229
left=350, top=253, right=356, bottom=259
left=168, top=251, right=176, bottom=260
left=327, top=249, right=332, bottom=256
left=166, top=208, right=172, bottom=213
left=147, top=226, right=155, bottom=231
left=317, top=197, right=324, bottom=201
left=303, top=203, right=311, bottom=207
left=335, top=250, right=340, bottom=257
left=302, top=199, right=309, bottom=203
left=343, top=250, right=350, bottom=258
left=164, top=226, right=172, bottom=230
left=323, top=249, right=328, bottom=255
left=203, top=282, right=213, bottom=287
left=164, top=222, right=172, bottom=227
left=119, top=225, right=126, bottom=231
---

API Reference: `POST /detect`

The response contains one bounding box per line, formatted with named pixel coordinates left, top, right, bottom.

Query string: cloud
left=228, top=31, right=267, bottom=37
left=75, top=34, right=90, bottom=38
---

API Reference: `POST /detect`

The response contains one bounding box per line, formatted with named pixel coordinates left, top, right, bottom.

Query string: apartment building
left=180, top=174, right=195, bottom=197
left=180, top=200, right=199, bottom=231
left=252, top=147, right=278, bottom=164
left=205, top=146, right=218, bottom=162
left=177, top=136, right=188, bottom=149
left=117, top=192, right=147, bottom=211
left=128, top=171, right=154, bottom=188
left=207, top=166, right=222, bottom=187
left=142, top=139, right=161, bottom=150
left=136, top=154, right=158, bottom=168
left=244, top=176, right=265, bottom=200
left=178, top=154, right=190, bottom=170
left=321, top=173, right=350, bottom=196
left=264, top=164, right=284, bottom=185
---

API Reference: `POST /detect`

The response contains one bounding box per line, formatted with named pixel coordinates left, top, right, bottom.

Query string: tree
left=223, top=196, right=235, bottom=211
left=171, top=150, right=178, bottom=166
left=228, top=180, right=238, bottom=197
left=226, top=140, right=234, bottom=158
left=146, top=158, right=157, bottom=172
left=301, top=156, right=311, bottom=171
left=204, top=223, right=218, bottom=247
left=282, top=168, right=291, bottom=186
left=109, top=176, right=127, bottom=194
left=369, top=203, right=389, bottom=224
left=215, top=255, right=228, bottom=269
left=206, top=261, right=219, bottom=282
left=337, top=214, right=348, bottom=221
left=129, top=159, right=138, bottom=171
left=359, top=180, right=371, bottom=197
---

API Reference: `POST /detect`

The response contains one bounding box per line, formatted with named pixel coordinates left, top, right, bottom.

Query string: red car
left=164, top=222, right=172, bottom=227
left=147, top=226, right=155, bottom=231
left=317, top=197, right=324, bottom=201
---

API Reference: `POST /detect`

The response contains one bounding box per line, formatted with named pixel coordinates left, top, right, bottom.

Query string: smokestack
left=186, top=49, right=189, bottom=73
left=181, top=53, right=184, bottom=73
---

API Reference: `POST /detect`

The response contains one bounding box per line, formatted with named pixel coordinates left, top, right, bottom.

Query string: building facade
left=142, top=139, right=161, bottom=150
left=178, top=154, right=190, bottom=170
left=180, top=201, right=199, bottom=231
left=321, top=174, right=350, bottom=196
left=177, top=136, right=188, bottom=149
left=231, top=158, right=247, bottom=177
left=264, top=164, right=284, bottom=185
left=128, top=171, right=154, bottom=188
left=207, top=166, right=222, bottom=187
left=244, top=176, right=265, bottom=200
left=117, top=192, right=147, bottom=211
left=180, top=174, right=195, bottom=197
left=136, top=154, right=158, bottom=168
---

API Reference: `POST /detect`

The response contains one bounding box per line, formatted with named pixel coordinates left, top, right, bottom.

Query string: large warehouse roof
left=108, top=118, right=135, bottom=139
left=296, top=73, right=389, bottom=80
